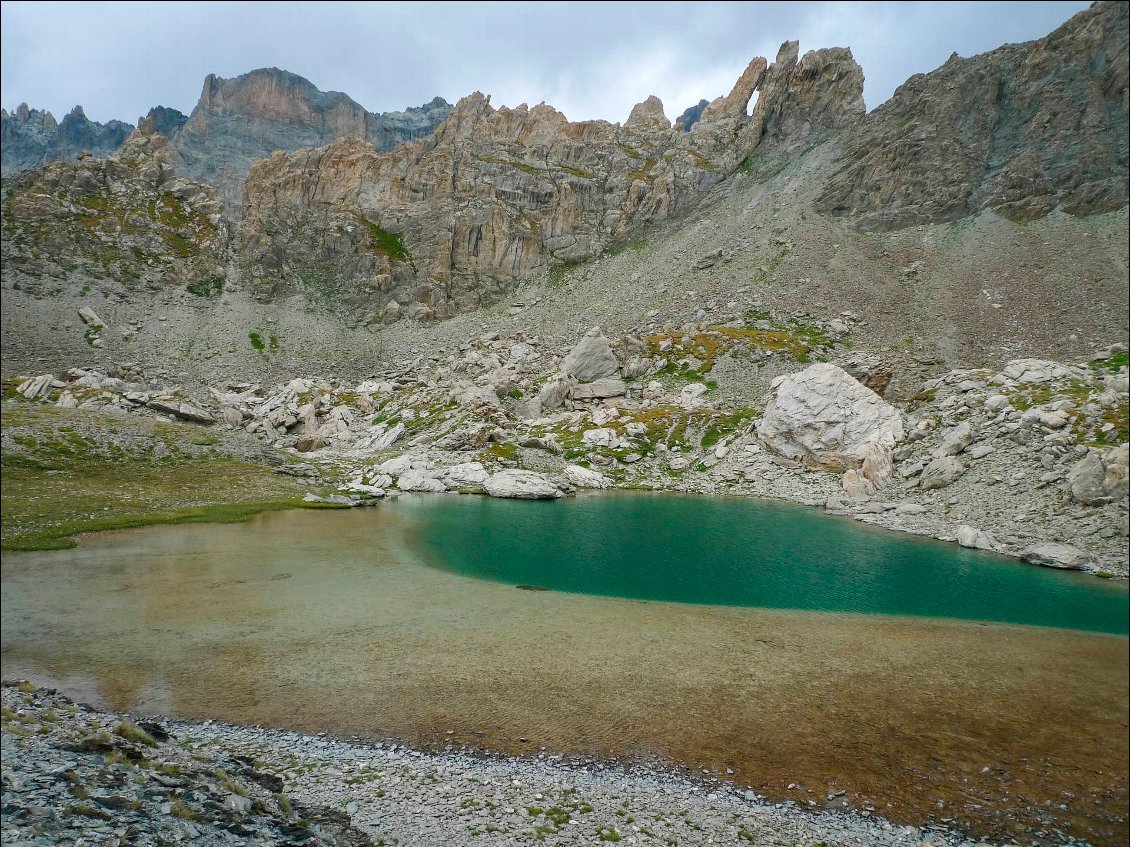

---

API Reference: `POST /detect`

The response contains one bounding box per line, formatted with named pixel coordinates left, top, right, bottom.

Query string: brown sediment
left=2, top=508, right=1126, bottom=845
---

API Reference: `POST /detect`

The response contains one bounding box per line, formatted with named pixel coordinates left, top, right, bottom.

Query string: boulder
left=564, top=465, right=609, bottom=489
left=444, top=462, right=490, bottom=487
left=842, top=469, right=876, bottom=500
left=1021, top=542, right=1093, bottom=570
left=1001, top=359, right=1080, bottom=384
left=483, top=469, right=563, bottom=499
left=756, top=363, right=904, bottom=471
left=582, top=428, right=621, bottom=448
left=955, top=524, right=997, bottom=551
left=680, top=382, right=709, bottom=410
left=570, top=378, right=627, bottom=400
left=938, top=421, right=974, bottom=456
left=397, top=469, right=446, bottom=492
left=1068, top=451, right=1112, bottom=505
left=919, top=455, right=965, bottom=490
left=561, top=328, right=620, bottom=382
left=860, top=442, right=894, bottom=487
left=78, top=306, right=105, bottom=327
left=1104, top=443, right=1129, bottom=499
left=146, top=399, right=215, bottom=424
left=537, top=375, right=574, bottom=413
left=1069, top=444, right=1130, bottom=505
left=376, top=454, right=416, bottom=476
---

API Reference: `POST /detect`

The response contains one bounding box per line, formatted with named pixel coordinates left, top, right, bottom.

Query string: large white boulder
left=564, top=465, right=609, bottom=489
left=444, top=462, right=490, bottom=487
left=483, top=470, right=563, bottom=499
left=756, top=363, right=904, bottom=471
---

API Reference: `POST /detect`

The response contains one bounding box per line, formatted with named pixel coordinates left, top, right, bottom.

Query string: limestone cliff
left=1, top=104, right=133, bottom=176
left=166, top=68, right=453, bottom=209
left=815, top=1, right=1129, bottom=229
left=238, top=43, right=865, bottom=321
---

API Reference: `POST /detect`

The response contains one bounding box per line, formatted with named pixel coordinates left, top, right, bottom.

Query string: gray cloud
left=1, top=1, right=1091, bottom=126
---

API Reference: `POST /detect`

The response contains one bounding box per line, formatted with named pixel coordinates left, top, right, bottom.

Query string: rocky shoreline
left=8, top=319, right=1128, bottom=576
left=2, top=683, right=1016, bottom=847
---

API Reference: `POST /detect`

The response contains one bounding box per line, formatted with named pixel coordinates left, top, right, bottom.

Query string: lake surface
left=2, top=495, right=1127, bottom=844
left=405, top=492, right=1129, bottom=633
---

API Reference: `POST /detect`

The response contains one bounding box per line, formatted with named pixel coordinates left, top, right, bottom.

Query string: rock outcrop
left=1, top=123, right=227, bottom=293
left=757, top=363, right=904, bottom=471
left=166, top=69, right=453, bottom=209
left=816, top=1, right=1129, bottom=228
left=239, top=43, right=865, bottom=316
left=1, top=104, right=133, bottom=175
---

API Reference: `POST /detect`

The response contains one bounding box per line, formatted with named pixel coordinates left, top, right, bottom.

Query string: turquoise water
left=402, top=493, right=1129, bottom=634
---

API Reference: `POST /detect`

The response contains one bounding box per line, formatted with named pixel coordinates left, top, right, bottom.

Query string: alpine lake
left=3, top=493, right=1127, bottom=844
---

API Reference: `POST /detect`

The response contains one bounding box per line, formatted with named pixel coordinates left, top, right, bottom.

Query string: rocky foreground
left=2, top=684, right=1010, bottom=847
left=9, top=315, right=1129, bottom=574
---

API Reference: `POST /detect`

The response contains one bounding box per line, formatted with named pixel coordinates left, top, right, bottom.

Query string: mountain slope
left=816, top=0, right=1129, bottom=229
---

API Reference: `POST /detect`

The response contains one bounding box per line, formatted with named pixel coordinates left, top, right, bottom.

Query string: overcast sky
left=1, top=1, right=1092, bottom=126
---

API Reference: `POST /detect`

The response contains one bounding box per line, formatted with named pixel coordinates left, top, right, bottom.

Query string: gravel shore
left=1, top=684, right=1013, bottom=847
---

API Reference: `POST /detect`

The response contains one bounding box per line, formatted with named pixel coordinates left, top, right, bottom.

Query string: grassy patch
left=603, top=237, right=646, bottom=258
left=1, top=406, right=340, bottom=551
left=355, top=213, right=411, bottom=264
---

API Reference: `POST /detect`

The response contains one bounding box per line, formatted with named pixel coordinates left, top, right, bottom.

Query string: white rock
left=1001, top=359, right=1080, bottom=384
left=564, top=465, right=609, bottom=489
left=445, top=462, right=490, bottom=487
left=397, top=469, right=447, bottom=493
left=582, top=428, right=620, bottom=448
left=1021, top=542, right=1093, bottom=570
left=571, top=378, right=627, bottom=400
left=376, top=454, right=416, bottom=476
left=77, top=306, right=105, bottom=327
left=756, top=363, right=904, bottom=471
left=483, top=470, right=563, bottom=499
left=955, top=524, right=997, bottom=551
left=842, top=469, right=876, bottom=500
left=679, top=382, right=709, bottom=410
left=938, top=421, right=974, bottom=456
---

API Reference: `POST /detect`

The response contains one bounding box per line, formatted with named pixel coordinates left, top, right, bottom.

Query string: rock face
left=238, top=43, right=864, bottom=315
left=757, top=363, right=904, bottom=471
left=0, top=124, right=227, bottom=293
left=816, top=2, right=1129, bottom=229
left=1, top=104, right=133, bottom=175
left=166, top=69, right=453, bottom=210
